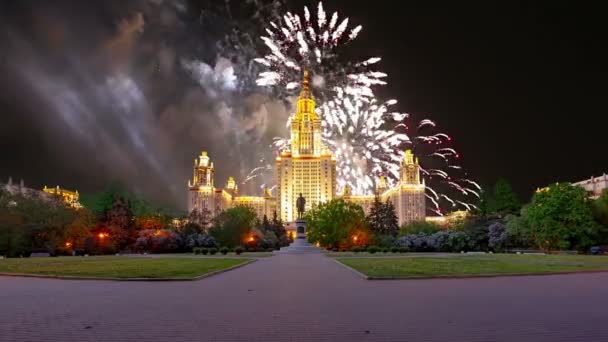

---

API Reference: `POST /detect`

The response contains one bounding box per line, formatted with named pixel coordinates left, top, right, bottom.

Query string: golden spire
left=299, top=70, right=311, bottom=99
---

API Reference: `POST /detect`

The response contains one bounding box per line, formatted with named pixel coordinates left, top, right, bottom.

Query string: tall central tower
left=276, top=71, right=336, bottom=222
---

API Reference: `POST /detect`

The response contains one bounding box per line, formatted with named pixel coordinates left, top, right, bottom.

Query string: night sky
left=1, top=0, right=606, bottom=210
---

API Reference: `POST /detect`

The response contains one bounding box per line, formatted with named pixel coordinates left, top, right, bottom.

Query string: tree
left=367, top=196, right=383, bottom=234
left=518, top=183, right=600, bottom=251
left=480, top=179, right=521, bottom=216
left=135, top=216, right=164, bottom=231
left=505, top=214, right=533, bottom=248
left=80, top=183, right=158, bottom=218
left=104, top=197, right=135, bottom=249
left=209, top=206, right=258, bottom=248
left=0, top=190, right=83, bottom=255
left=367, top=197, right=399, bottom=237
left=381, top=200, right=399, bottom=236
left=305, top=199, right=367, bottom=249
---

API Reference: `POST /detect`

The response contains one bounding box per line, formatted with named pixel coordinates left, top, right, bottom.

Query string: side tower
left=188, top=151, right=217, bottom=214
left=394, top=149, right=426, bottom=225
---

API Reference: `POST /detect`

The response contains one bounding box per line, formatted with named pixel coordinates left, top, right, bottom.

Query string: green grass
left=336, top=254, right=608, bottom=279
left=0, top=256, right=250, bottom=279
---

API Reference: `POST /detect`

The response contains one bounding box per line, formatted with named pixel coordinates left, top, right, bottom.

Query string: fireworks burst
left=232, top=1, right=480, bottom=214
left=254, top=1, right=385, bottom=101
left=319, top=88, right=480, bottom=215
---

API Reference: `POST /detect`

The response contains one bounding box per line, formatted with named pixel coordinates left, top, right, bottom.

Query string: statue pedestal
left=275, top=219, right=323, bottom=254
left=295, top=219, right=306, bottom=239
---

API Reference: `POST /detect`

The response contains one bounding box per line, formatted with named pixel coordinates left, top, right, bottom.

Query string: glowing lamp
left=65, top=242, right=72, bottom=248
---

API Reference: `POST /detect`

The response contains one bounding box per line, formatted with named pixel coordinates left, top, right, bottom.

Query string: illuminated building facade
left=341, top=150, right=426, bottom=225
left=43, top=185, right=82, bottom=209
left=537, top=173, right=608, bottom=199
left=187, top=71, right=426, bottom=226
left=187, top=152, right=276, bottom=220
left=275, top=71, right=336, bottom=221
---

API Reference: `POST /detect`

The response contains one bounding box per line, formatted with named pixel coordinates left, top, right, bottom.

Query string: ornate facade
left=342, top=150, right=426, bottom=224
left=187, top=71, right=426, bottom=226
left=187, top=152, right=276, bottom=219
left=275, top=71, right=336, bottom=222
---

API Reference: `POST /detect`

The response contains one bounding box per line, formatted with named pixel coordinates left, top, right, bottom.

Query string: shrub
left=352, top=246, right=363, bottom=253
left=390, top=246, right=399, bottom=253
left=382, top=248, right=389, bottom=253
left=367, top=245, right=380, bottom=254
left=134, top=229, right=184, bottom=253
left=376, top=234, right=396, bottom=248
left=396, top=233, right=431, bottom=252
left=209, top=248, right=218, bottom=255
left=186, top=233, right=217, bottom=249
left=193, top=248, right=200, bottom=255
left=266, top=248, right=274, bottom=252
left=488, top=221, right=508, bottom=251
left=429, top=231, right=471, bottom=252
left=234, top=246, right=244, bottom=255
left=201, top=248, right=209, bottom=255
left=219, top=247, right=229, bottom=255
left=332, top=248, right=338, bottom=252
left=398, top=247, right=408, bottom=253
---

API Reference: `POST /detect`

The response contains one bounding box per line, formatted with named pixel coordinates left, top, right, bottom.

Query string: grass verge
left=335, top=254, right=608, bottom=279
left=0, top=256, right=250, bottom=279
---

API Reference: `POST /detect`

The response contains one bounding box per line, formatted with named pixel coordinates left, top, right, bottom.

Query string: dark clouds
left=0, top=0, right=289, bottom=209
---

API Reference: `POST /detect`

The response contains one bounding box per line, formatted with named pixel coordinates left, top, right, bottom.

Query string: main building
left=187, top=71, right=425, bottom=225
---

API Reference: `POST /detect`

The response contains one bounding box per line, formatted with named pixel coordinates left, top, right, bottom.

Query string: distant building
left=1, top=178, right=81, bottom=209
left=537, top=173, right=608, bottom=199
left=43, top=185, right=82, bottom=208
left=187, top=152, right=277, bottom=220
left=187, top=71, right=426, bottom=226
left=572, top=174, right=608, bottom=198
left=341, top=150, right=426, bottom=225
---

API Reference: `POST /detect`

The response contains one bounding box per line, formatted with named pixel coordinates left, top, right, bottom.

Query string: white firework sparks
left=242, top=1, right=480, bottom=214
left=320, top=89, right=410, bottom=194
left=254, top=1, right=385, bottom=100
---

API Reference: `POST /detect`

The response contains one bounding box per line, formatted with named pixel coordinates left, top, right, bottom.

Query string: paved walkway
left=2, top=253, right=608, bottom=341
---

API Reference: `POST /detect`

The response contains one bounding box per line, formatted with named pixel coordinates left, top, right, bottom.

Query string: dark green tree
left=305, top=199, right=367, bottom=249
left=517, top=183, right=600, bottom=250
left=480, top=179, right=521, bottom=216
left=104, top=197, right=135, bottom=249
left=381, top=200, right=399, bottom=237
left=367, top=195, right=383, bottom=234
left=209, top=206, right=258, bottom=248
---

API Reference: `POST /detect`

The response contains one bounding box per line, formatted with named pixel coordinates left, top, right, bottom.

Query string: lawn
left=336, top=254, right=608, bottom=279
left=0, top=256, right=250, bottom=279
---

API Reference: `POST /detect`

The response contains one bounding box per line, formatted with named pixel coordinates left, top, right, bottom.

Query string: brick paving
left=1, top=253, right=608, bottom=341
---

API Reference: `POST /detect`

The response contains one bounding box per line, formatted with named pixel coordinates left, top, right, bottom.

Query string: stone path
left=2, top=253, right=608, bottom=341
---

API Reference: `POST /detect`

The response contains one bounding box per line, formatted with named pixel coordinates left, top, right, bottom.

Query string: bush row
left=192, top=246, right=278, bottom=255
left=349, top=246, right=409, bottom=253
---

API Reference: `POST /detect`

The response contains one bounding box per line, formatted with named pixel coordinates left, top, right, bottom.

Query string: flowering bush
left=134, top=229, right=183, bottom=253
left=396, top=233, right=432, bottom=252
left=397, top=231, right=470, bottom=252
left=488, top=221, right=508, bottom=251
left=186, top=233, right=218, bottom=249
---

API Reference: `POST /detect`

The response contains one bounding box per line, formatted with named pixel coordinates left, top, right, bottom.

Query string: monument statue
left=296, top=193, right=306, bottom=219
